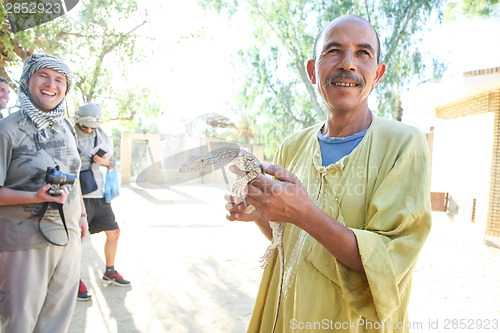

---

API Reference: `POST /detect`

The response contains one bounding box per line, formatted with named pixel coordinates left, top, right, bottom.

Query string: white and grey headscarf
left=18, top=53, right=73, bottom=140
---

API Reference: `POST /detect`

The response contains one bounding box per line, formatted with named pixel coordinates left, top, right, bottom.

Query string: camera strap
left=90, top=132, right=98, bottom=165
left=37, top=202, right=69, bottom=246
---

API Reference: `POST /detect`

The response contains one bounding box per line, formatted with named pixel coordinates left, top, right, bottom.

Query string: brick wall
left=436, top=90, right=500, bottom=120
left=436, top=89, right=500, bottom=239
left=488, top=108, right=500, bottom=237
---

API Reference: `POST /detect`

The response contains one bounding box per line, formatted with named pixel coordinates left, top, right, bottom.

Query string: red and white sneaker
left=77, top=280, right=92, bottom=301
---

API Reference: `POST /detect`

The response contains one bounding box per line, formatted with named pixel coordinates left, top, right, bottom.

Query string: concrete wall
left=431, top=113, right=494, bottom=224
left=436, top=89, right=500, bottom=246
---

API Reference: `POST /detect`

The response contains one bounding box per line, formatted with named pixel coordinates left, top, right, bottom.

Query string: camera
left=45, top=166, right=76, bottom=196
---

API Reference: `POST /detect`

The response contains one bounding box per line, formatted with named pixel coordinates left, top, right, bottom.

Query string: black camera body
left=45, top=166, right=76, bottom=196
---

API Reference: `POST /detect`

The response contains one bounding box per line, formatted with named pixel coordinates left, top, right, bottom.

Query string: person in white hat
left=74, top=103, right=130, bottom=301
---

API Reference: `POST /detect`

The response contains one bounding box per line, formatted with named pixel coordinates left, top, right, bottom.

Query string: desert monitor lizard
left=179, top=146, right=284, bottom=333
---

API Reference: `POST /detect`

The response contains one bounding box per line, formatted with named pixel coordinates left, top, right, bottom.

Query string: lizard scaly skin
left=179, top=147, right=284, bottom=333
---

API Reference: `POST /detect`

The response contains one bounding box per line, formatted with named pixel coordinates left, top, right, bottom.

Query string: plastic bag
left=104, top=167, right=121, bottom=203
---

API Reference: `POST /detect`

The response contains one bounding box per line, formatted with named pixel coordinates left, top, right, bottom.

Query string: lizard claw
left=260, top=248, right=273, bottom=268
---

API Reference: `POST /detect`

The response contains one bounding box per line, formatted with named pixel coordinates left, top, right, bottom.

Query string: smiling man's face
left=28, top=67, right=67, bottom=112
left=307, top=16, right=385, bottom=115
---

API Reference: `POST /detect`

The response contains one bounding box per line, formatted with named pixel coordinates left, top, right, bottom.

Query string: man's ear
left=372, top=63, right=386, bottom=87
left=306, top=59, right=316, bottom=84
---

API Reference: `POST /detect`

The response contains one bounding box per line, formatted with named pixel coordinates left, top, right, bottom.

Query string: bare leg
left=103, top=229, right=120, bottom=267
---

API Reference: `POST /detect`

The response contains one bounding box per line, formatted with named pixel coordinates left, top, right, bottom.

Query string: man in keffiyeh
left=18, top=53, right=74, bottom=140
left=0, top=53, right=88, bottom=333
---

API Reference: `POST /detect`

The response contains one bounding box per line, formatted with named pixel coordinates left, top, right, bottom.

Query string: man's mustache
left=324, top=73, right=365, bottom=88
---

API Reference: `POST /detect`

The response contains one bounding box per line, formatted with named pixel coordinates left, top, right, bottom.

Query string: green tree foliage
left=374, top=0, right=447, bottom=120
left=444, top=0, right=499, bottom=20
left=0, top=2, right=70, bottom=80
left=200, top=0, right=448, bottom=158
left=111, top=87, right=166, bottom=132
left=0, top=0, right=161, bottom=130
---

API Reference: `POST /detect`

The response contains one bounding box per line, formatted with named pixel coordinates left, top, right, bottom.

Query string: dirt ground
left=69, top=184, right=500, bottom=333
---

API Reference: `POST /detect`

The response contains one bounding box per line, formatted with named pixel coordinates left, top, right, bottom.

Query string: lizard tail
left=260, top=248, right=274, bottom=268
left=271, top=241, right=285, bottom=333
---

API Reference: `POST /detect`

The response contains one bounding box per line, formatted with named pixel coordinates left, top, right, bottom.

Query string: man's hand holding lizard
left=226, top=163, right=315, bottom=228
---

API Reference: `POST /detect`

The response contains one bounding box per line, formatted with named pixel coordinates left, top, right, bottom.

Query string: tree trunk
left=296, top=60, right=326, bottom=120
left=396, top=96, right=403, bottom=122
left=0, top=67, right=13, bottom=85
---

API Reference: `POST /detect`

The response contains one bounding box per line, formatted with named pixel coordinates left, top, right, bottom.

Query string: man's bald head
left=312, top=15, right=381, bottom=64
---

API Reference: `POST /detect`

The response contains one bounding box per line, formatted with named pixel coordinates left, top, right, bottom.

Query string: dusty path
left=70, top=184, right=500, bottom=333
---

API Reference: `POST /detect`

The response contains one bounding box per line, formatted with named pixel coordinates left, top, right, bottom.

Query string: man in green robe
left=226, top=15, right=431, bottom=333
